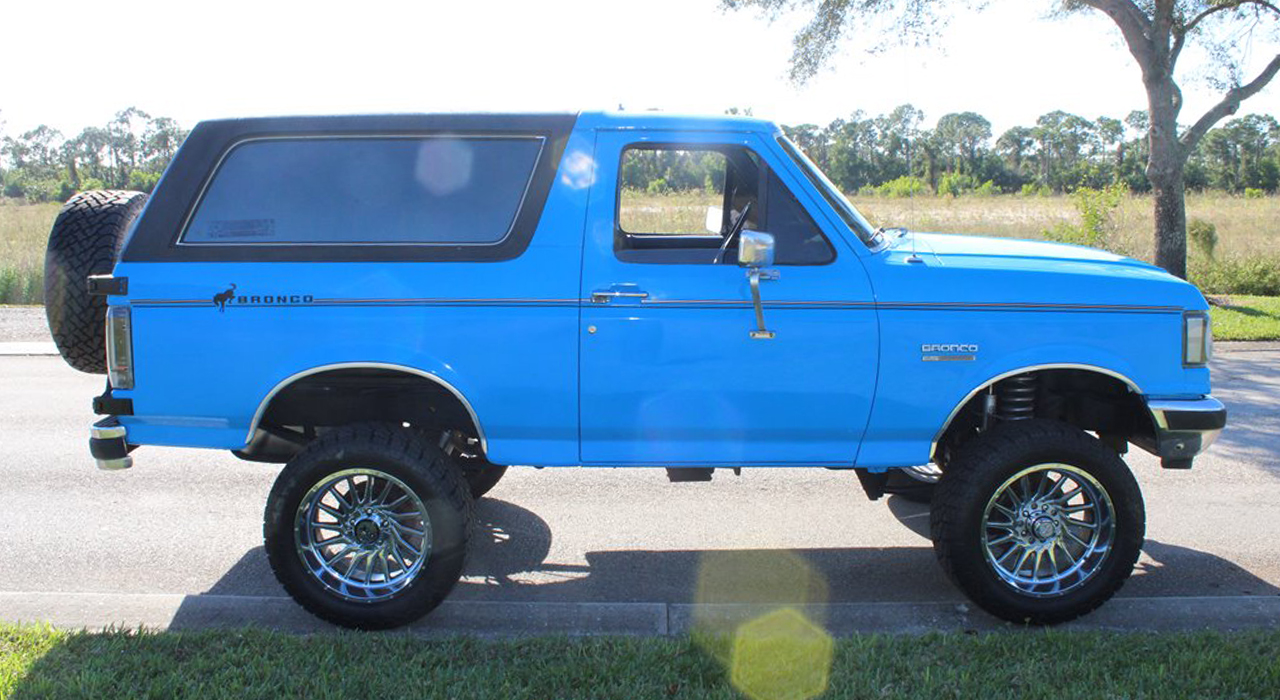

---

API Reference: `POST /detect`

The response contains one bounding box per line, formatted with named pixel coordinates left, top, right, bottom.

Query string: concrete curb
left=1215, top=341, right=1280, bottom=352
left=3, top=591, right=1277, bottom=636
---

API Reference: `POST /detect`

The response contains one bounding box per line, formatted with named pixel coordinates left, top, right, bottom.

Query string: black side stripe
left=129, top=297, right=1185, bottom=314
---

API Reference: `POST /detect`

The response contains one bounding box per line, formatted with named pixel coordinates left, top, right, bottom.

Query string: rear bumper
left=1134, top=396, right=1227, bottom=469
left=90, top=417, right=134, bottom=470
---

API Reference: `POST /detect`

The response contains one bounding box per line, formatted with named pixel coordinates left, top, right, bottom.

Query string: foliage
left=937, top=172, right=977, bottom=197
left=873, top=175, right=928, bottom=198
left=1041, top=182, right=1130, bottom=250
left=1191, top=255, right=1280, bottom=296
left=0, top=107, right=187, bottom=202
left=775, top=106, right=1280, bottom=199
left=1188, top=217, right=1219, bottom=258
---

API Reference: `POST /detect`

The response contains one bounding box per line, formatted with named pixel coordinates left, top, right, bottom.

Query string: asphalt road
left=1, top=348, right=1278, bottom=634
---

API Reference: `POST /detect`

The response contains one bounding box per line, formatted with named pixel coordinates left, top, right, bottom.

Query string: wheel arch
left=930, top=363, right=1150, bottom=463
left=245, top=362, right=488, bottom=453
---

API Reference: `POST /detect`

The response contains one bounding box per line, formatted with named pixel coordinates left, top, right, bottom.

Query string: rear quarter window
left=183, top=136, right=543, bottom=246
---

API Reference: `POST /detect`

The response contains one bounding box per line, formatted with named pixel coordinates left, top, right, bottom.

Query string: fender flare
left=928, top=362, right=1145, bottom=462
left=243, top=361, right=487, bottom=452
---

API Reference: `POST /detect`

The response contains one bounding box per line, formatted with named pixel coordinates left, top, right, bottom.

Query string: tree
left=722, top=0, right=1280, bottom=278
left=935, top=111, right=993, bottom=175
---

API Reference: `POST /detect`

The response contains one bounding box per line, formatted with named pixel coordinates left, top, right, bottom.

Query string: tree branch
left=1173, top=0, right=1280, bottom=64
left=1180, top=52, right=1280, bottom=152
left=1077, top=0, right=1156, bottom=73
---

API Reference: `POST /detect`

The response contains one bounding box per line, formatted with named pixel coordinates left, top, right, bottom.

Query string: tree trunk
left=1151, top=173, right=1187, bottom=278
left=1145, top=73, right=1189, bottom=279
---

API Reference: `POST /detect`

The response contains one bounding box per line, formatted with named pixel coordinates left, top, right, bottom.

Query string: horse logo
left=212, top=283, right=237, bottom=312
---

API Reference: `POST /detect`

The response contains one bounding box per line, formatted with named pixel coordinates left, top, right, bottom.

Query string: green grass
left=0, top=200, right=58, bottom=305
left=1210, top=295, right=1280, bottom=341
left=3, top=624, right=1280, bottom=699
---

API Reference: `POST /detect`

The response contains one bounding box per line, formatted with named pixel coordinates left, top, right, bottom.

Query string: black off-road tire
left=43, top=190, right=148, bottom=374
left=930, top=420, right=1144, bottom=625
left=264, top=423, right=474, bottom=630
left=461, top=460, right=508, bottom=499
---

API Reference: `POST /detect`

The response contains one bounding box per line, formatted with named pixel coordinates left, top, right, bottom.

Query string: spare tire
left=44, top=190, right=148, bottom=374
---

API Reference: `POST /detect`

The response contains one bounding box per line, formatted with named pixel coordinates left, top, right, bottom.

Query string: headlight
left=105, top=305, right=134, bottom=389
left=1183, top=311, right=1212, bottom=367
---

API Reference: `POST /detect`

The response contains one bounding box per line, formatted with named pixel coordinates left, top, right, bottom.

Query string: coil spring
left=996, top=373, right=1038, bottom=421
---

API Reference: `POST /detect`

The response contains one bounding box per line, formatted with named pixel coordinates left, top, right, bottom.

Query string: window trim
left=613, top=140, right=836, bottom=266
left=616, top=145, right=734, bottom=241
left=178, top=134, right=546, bottom=248
left=120, top=113, right=577, bottom=264
left=775, top=135, right=877, bottom=247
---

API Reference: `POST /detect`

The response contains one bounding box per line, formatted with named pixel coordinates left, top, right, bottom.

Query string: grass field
left=0, top=201, right=57, bottom=305
left=3, top=624, right=1279, bottom=699
left=850, top=191, right=1280, bottom=262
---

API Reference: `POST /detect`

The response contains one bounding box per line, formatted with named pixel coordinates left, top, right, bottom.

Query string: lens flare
left=692, top=551, right=835, bottom=700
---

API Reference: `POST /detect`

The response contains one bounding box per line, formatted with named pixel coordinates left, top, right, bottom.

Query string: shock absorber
left=996, top=373, right=1038, bottom=421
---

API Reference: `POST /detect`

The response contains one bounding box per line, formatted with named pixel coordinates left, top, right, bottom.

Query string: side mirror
left=737, top=229, right=775, bottom=268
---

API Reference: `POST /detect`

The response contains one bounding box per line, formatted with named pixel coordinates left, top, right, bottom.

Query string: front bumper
left=1135, top=396, right=1227, bottom=469
left=90, top=417, right=134, bottom=470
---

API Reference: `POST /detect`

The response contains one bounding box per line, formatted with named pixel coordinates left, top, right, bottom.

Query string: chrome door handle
left=591, top=290, right=649, bottom=304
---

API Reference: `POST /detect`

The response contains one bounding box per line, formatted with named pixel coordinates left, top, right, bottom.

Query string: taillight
left=106, top=305, right=134, bottom=389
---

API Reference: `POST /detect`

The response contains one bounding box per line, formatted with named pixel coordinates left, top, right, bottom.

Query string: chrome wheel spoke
left=392, top=520, right=426, bottom=538
left=982, top=463, right=1116, bottom=598
left=324, top=544, right=354, bottom=567
left=1055, top=540, right=1079, bottom=567
left=295, top=468, right=432, bottom=602
left=1052, top=485, right=1083, bottom=504
left=991, top=502, right=1018, bottom=520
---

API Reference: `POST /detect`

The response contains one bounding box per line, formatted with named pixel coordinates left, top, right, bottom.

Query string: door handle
left=748, top=268, right=780, bottom=340
left=591, top=290, right=649, bottom=304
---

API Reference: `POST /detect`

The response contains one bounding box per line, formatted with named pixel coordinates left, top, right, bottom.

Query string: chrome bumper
left=90, top=417, right=133, bottom=470
left=1136, top=397, right=1227, bottom=469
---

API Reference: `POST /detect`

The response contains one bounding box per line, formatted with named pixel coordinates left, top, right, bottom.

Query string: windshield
left=776, top=135, right=878, bottom=246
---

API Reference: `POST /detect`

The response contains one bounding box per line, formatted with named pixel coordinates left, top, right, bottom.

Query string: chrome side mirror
left=737, top=229, right=775, bottom=268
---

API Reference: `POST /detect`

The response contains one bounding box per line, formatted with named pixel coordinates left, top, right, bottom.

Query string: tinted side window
left=183, top=137, right=543, bottom=245
left=615, top=144, right=832, bottom=265
left=619, top=149, right=732, bottom=234
left=764, top=167, right=836, bottom=265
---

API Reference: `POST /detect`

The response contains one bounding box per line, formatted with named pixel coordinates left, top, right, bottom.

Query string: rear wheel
left=930, top=420, right=1144, bottom=625
left=264, top=423, right=473, bottom=629
left=44, top=190, right=147, bottom=373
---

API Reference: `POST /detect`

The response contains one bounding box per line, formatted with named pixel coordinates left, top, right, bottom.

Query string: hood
left=877, top=231, right=1207, bottom=311
left=907, top=232, right=1157, bottom=270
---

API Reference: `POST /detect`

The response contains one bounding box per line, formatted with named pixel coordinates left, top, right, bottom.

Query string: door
left=578, top=129, right=879, bottom=466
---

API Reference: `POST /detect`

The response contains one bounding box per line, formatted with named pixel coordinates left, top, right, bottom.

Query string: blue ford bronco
left=43, top=112, right=1225, bottom=629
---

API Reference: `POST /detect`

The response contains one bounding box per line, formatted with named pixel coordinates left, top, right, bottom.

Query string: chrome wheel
left=982, top=463, right=1115, bottom=598
left=294, top=468, right=431, bottom=602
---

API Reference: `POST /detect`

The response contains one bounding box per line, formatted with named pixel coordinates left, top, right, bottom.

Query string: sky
left=2, top=0, right=1278, bottom=139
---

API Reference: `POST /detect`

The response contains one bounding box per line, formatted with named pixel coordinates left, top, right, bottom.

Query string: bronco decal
left=211, top=284, right=314, bottom=311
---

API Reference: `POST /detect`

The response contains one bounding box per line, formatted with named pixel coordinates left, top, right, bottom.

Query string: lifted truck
left=44, top=112, right=1225, bottom=629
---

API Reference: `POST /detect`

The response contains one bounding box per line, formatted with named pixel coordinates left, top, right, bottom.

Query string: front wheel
left=264, top=423, right=473, bottom=629
left=930, top=420, right=1144, bottom=625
